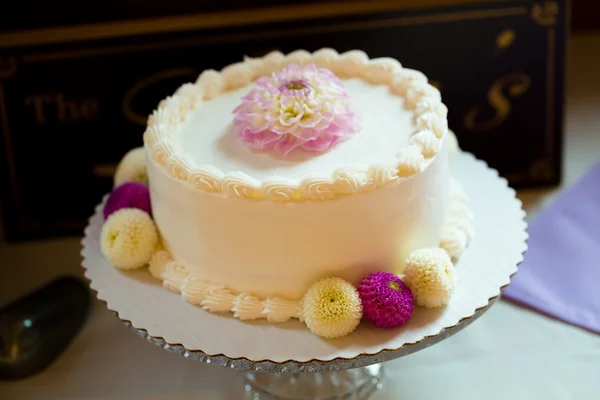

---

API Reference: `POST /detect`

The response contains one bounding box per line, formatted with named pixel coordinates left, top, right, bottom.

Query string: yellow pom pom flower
left=114, top=147, right=147, bottom=187
left=403, top=247, right=456, bottom=308
left=100, top=208, right=158, bottom=270
left=302, top=277, right=362, bottom=339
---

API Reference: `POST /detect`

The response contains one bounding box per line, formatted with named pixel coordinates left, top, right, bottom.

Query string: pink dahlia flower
left=357, top=272, right=414, bottom=329
left=232, top=63, right=359, bottom=155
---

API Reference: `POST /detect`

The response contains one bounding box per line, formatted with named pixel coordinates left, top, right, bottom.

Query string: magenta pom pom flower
left=357, top=272, right=414, bottom=329
left=232, top=63, right=360, bottom=156
left=103, top=182, right=152, bottom=220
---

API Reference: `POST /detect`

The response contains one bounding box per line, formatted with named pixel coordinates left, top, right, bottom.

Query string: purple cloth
left=503, top=161, right=600, bottom=333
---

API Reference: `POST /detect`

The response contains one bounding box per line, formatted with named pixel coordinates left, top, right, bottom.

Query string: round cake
left=101, top=49, right=474, bottom=338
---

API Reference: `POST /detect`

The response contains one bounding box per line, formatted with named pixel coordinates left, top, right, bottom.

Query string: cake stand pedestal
left=82, top=152, right=528, bottom=399
left=244, top=363, right=383, bottom=399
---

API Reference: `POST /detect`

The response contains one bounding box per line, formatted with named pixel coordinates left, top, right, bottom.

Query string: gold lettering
left=25, top=92, right=99, bottom=124
left=531, top=1, right=558, bottom=27
left=464, top=73, right=531, bottom=132
left=495, top=29, right=516, bottom=53
left=25, top=94, right=53, bottom=123
left=56, top=93, right=79, bottom=122
left=81, top=98, right=99, bottom=120
left=122, top=68, right=196, bottom=126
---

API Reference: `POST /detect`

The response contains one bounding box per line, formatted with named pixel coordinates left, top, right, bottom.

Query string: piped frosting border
left=142, top=48, right=449, bottom=202
left=147, top=178, right=473, bottom=322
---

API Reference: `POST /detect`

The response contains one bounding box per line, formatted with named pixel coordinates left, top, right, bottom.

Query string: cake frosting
left=143, top=50, right=447, bottom=202
left=175, top=78, right=413, bottom=182
left=100, top=48, right=474, bottom=338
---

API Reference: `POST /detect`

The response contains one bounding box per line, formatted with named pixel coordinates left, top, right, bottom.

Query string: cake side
left=146, top=136, right=450, bottom=300
left=145, top=168, right=473, bottom=323
left=143, top=49, right=448, bottom=202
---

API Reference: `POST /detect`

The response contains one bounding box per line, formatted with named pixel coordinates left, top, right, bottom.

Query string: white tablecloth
left=1, top=33, right=599, bottom=400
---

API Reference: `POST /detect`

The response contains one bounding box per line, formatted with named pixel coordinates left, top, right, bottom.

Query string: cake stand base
left=244, top=364, right=383, bottom=399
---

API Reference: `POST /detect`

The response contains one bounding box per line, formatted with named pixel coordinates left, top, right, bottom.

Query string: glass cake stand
left=82, top=151, right=528, bottom=399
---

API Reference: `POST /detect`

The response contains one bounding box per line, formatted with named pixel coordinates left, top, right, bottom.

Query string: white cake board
left=81, top=151, right=528, bottom=372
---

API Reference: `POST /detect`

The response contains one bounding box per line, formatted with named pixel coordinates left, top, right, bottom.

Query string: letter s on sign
left=464, top=73, right=531, bottom=132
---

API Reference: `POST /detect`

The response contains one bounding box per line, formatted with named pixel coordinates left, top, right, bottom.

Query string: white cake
left=102, top=49, right=474, bottom=338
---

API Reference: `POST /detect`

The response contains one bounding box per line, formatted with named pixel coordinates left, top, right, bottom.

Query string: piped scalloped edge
left=147, top=252, right=304, bottom=323
left=142, top=48, right=449, bottom=202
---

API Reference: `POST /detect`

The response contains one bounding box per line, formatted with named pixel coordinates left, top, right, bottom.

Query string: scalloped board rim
left=142, top=48, right=449, bottom=202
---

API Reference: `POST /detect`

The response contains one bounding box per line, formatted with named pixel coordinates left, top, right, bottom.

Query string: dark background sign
left=0, top=0, right=567, bottom=241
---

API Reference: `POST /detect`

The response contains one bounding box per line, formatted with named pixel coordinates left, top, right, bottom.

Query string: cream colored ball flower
left=302, top=277, right=362, bottom=339
left=403, top=248, right=456, bottom=308
left=114, top=147, right=147, bottom=187
left=101, top=208, right=158, bottom=270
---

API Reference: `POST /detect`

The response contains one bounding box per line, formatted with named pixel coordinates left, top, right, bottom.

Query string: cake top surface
left=175, top=77, right=413, bottom=182
left=143, top=49, right=449, bottom=201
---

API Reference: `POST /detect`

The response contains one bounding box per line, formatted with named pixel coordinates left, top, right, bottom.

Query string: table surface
left=1, top=33, right=599, bottom=400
